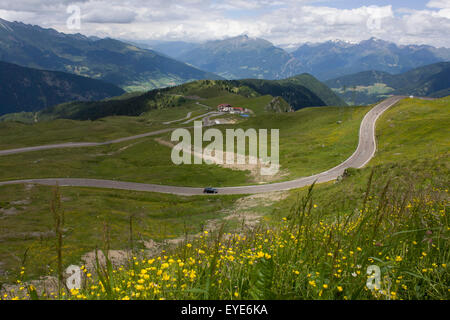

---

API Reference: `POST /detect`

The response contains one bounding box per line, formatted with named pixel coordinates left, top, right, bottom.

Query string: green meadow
left=0, top=97, right=448, bottom=300
left=0, top=105, right=368, bottom=187
left=0, top=183, right=243, bottom=283
left=50, top=96, right=446, bottom=301
left=273, top=97, right=449, bottom=219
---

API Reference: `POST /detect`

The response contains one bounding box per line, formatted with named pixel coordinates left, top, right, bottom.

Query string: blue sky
left=223, top=0, right=429, bottom=18
left=0, top=0, right=449, bottom=47
left=317, top=0, right=427, bottom=10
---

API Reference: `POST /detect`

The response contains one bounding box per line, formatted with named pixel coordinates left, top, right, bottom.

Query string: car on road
left=203, top=187, right=218, bottom=194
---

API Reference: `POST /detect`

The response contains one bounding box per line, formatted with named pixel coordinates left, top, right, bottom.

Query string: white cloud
left=82, top=6, right=137, bottom=24
left=427, top=0, right=450, bottom=9
left=0, top=0, right=448, bottom=47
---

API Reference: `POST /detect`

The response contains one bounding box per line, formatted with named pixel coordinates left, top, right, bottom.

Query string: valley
left=0, top=18, right=223, bottom=93
left=326, top=62, right=450, bottom=105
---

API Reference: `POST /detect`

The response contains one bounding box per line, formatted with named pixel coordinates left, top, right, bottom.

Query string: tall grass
left=3, top=166, right=448, bottom=300
left=35, top=171, right=447, bottom=300
left=50, top=185, right=65, bottom=297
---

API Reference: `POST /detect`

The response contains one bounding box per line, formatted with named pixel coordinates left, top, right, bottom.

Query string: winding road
left=0, top=96, right=406, bottom=196
left=163, top=112, right=193, bottom=125
left=182, top=111, right=223, bottom=124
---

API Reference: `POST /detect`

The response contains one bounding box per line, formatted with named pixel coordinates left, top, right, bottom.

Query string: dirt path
left=154, top=137, right=287, bottom=183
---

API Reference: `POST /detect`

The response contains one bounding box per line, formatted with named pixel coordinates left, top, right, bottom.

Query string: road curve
left=163, top=112, right=192, bottom=125
left=182, top=111, right=222, bottom=124
left=0, top=96, right=406, bottom=195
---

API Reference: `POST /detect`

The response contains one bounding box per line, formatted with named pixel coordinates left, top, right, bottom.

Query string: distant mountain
left=173, top=35, right=304, bottom=80
left=0, top=18, right=223, bottom=92
left=0, top=61, right=125, bottom=116
left=140, top=36, right=450, bottom=83
left=292, top=38, right=450, bottom=81
left=325, top=62, right=450, bottom=105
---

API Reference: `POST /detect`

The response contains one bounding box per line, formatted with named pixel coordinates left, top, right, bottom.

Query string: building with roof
left=217, top=104, right=232, bottom=112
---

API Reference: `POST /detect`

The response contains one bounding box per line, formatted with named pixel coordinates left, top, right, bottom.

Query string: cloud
left=0, top=0, right=448, bottom=47
left=0, top=0, right=89, bottom=13
left=427, top=0, right=450, bottom=9
left=82, top=7, right=137, bottom=24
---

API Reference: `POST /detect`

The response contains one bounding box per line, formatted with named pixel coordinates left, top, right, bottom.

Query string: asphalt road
left=0, top=127, right=179, bottom=156
left=0, top=96, right=407, bottom=195
left=182, top=111, right=222, bottom=124
left=163, top=112, right=192, bottom=125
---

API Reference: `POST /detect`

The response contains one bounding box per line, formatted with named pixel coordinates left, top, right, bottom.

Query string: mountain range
left=0, top=18, right=223, bottom=92
left=150, top=36, right=450, bottom=81
left=292, top=38, right=450, bottom=81
left=0, top=61, right=125, bottom=116
left=325, top=62, right=450, bottom=105
left=161, top=35, right=304, bottom=80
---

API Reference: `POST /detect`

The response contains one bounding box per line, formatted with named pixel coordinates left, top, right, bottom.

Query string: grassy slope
left=238, top=106, right=368, bottom=179
left=53, top=96, right=447, bottom=301
left=0, top=96, right=367, bottom=285
left=0, top=106, right=368, bottom=187
left=0, top=184, right=242, bottom=283
left=0, top=97, right=213, bottom=150
left=274, top=96, right=449, bottom=212
left=280, top=74, right=347, bottom=106
left=1, top=97, right=448, bottom=299
left=371, top=97, right=450, bottom=165
left=260, top=97, right=449, bottom=299
left=0, top=117, right=166, bottom=150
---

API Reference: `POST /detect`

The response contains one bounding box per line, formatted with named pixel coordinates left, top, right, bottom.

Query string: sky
left=0, top=0, right=449, bottom=48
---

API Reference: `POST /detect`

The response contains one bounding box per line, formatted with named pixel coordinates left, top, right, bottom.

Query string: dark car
left=203, top=187, right=218, bottom=194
